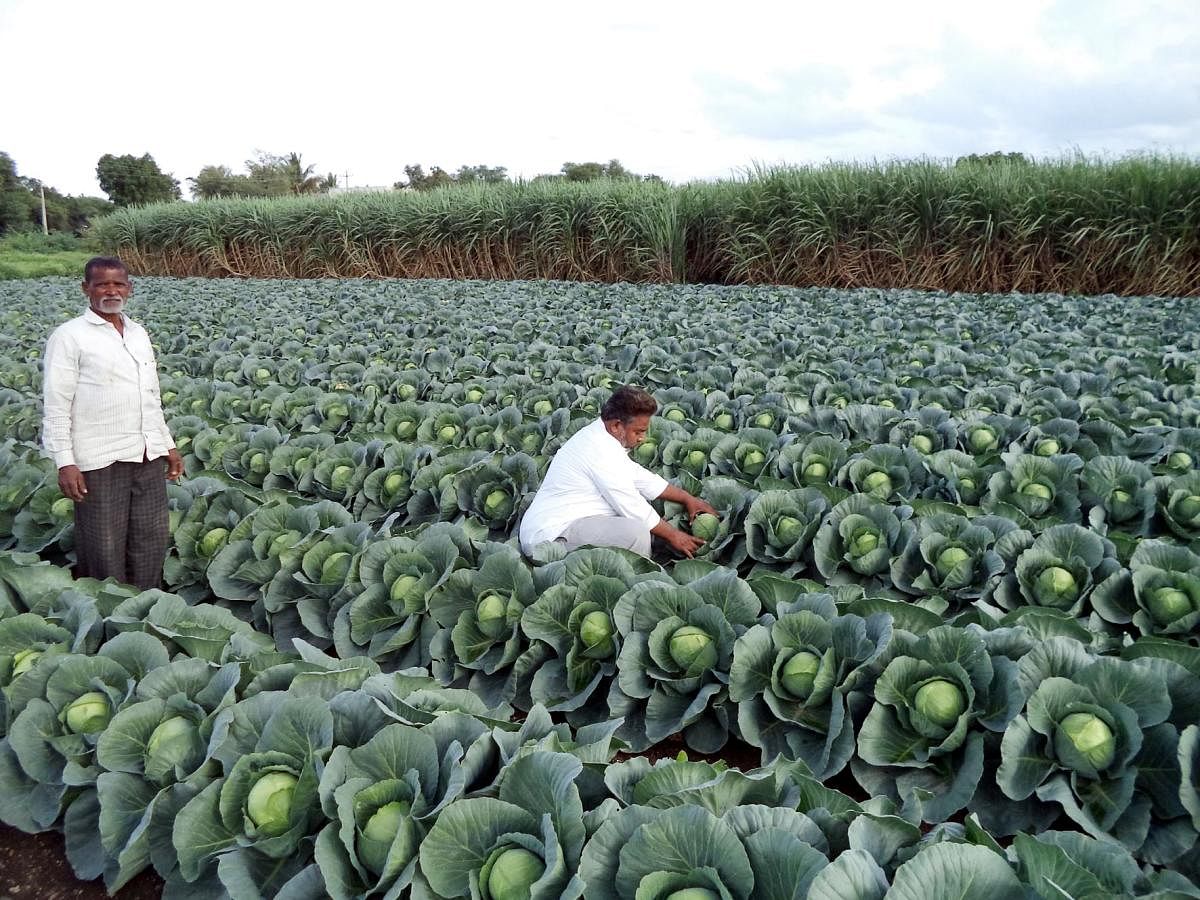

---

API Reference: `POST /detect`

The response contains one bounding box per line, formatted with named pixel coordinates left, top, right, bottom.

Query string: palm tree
left=283, top=153, right=322, bottom=195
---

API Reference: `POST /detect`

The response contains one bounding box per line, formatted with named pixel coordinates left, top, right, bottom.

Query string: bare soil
left=0, top=824, right=163, bottom=900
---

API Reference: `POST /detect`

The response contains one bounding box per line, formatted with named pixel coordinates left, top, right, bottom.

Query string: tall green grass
left=0, top=232, right=92, bottom=281
left=92, top=156, right=1200, bottom=295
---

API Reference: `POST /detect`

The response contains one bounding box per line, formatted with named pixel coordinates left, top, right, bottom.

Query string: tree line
left=0, top=148, right=669, bottom=238
left=0, top=153, right=112, bottom=236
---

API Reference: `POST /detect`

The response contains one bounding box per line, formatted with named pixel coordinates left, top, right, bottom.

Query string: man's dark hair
left=601, top=385, right=657, bottom=424
left=84, top=256, right=129, bottom=282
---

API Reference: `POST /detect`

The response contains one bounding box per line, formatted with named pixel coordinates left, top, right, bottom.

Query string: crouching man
left=518, top=385, right=718, bottom=559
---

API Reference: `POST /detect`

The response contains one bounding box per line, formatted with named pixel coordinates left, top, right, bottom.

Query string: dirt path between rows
left=0, top=824, right=163, bottom=899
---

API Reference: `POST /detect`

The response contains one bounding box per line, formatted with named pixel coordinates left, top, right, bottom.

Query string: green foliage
left=92, top=155, right=1200, bottom=294
left=395, top=162, right=509, bottom=191
left=0, top=276, right=1198, bottom=895
left=189, top=152, right=338, bottom=200
left=95, top=152, right=181, bottom=206
left=0, top=151, right=112, bottom=237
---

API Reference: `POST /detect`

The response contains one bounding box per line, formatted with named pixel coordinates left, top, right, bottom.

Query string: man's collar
left=83, top=307, right=131, bottom=327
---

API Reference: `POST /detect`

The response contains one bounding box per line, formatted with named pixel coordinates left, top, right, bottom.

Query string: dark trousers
left=73, top=458, right=169, bottom=591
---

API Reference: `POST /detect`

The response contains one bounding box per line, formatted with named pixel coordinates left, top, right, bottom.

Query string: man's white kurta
left=519, top=418, right=669, bottom=552
left=42, top=308, right=175, bottom=472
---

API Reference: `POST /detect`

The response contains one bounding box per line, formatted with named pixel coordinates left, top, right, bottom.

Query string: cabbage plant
left=663, top=476, right=755, bottom=566
left=332, top=528, right=463, bottom=669
left=812, top=493, right=915, bottom=587
left=710, top=427, right=780, bottom=484
left=1092, top=540, right=1200, bottom=639
left=889, top=407, right=958, bottom=456
left=310, top=440, right=375, bottom=503
left=263, top=521, right=375, bottom=649
left=516, top=548, right=639, bottom=726
left=171, top=696, right=333, bottom=896
left=854, top=624, right=1023, bottom=823
left=218, top=424, right=286, bottom=487
left=926, top=448, right=999, bottom=506
left=958, top=413, right=1028, bottom=460
left=417, top=403, right=481, bottom=448
left=662, top=427, right=725, bottom=494
left=417, top=751, right=588, bottom=899
left=356, top=442, right=430, bottom=520
left=987, top=524, right=1124, bottom=626
left=455, top=451, right=540, bottom=534
left=406, top=449, right=491, bottom=525
left=742, top=488, right=830, bottom=573
left=730, top=593, right=890, bottom=776
left=1155, top=469, right=1200, bottom=543
left=429, top=545, right=536, bottom=708
left=1155, top=427, right=1200, bottom=477
left=207, top=497, right=355, bottom=606
left=0, top=443, right=47, bottom=550
left=890, top=513, right=1014, bottom=609
left=11, top=480, right=75, bottom=554
left=773, top=434, right=849, bottom=491
left=840, top=443, right=929, bottom=502
left=164, top=483, right=261, bottom=600
left=608, top=569, right=760, bottom=752
left=578, top=802, right=832, bottom=900
left=0, top=633, right=168, bottom=835
left=1080, top=455, right=1155, bottom=534
left=1015, top=417, right=1087, bottom=459
left=80, top=659, right=242, bottom=891
left=998, top=651, right=1182, bottom=853
left=982, top=452, right=1083, bottom=531
left=261, top=432, right=336, bottom=492
left=313, top=716, right=485, bottom=899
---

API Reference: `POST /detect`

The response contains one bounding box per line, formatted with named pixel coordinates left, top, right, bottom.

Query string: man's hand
left=658, top=484, right=720, bottom=522
left=653, top=521, right=706, bottom=559
left=58, top=465, right=87, bottom=502
left=165, top=448, right=184, bottom=481
left=684, top=496, right=719, bottom=521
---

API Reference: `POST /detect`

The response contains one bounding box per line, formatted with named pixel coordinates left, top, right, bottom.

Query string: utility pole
left=40, top=184, right=48, bottom=235
left=342, top=170, right=351, bottom=190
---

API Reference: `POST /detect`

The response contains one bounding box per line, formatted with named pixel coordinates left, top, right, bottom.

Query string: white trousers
left=559, top=515, right=652, bottom=557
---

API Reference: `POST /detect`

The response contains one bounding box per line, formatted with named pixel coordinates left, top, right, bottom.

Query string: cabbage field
left=0, top=276, right=1198, bottom=899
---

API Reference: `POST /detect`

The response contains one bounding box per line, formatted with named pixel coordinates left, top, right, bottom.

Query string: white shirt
left=42, top=308, right=175, bottom=472
left=519, top=418, right=669, bottom=552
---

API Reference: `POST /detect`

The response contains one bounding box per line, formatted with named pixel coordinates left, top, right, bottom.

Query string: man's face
left=83, top=267, right=131, bottom=316
left=609, top=414, right=652, bottom=450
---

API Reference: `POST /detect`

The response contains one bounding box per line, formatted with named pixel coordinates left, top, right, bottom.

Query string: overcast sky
left=4, top=0, right=1198, bottom=198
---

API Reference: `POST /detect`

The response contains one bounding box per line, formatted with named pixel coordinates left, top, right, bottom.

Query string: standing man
left=519, top=385, right=718, bottom=559
left=41, top=257, right=183, bottom=590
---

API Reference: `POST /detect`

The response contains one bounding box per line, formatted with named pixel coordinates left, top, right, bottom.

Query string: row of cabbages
left=2, top=376, right=1199, bottom=520
left=5, top=426, right=1198, bottom=653
left=3, top=531, right=1200, bottom=893
left=3, top=416, right=1199, bottom=587
left=0, top=280, right=1197, bottom=429
left=4, top=388, right=1199, bottom=561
